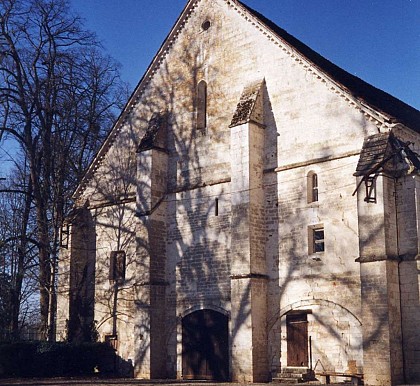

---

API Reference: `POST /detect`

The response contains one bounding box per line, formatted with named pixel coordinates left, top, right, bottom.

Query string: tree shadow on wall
left=63, top=21, right=407, bottom=382
left=65, top=33, right=234, bottom=379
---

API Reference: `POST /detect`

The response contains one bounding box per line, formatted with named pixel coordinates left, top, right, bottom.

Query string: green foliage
left=0, top=341, right=116, bottom=378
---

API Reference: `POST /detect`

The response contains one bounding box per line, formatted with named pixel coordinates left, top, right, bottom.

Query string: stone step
left=272, top=377, right=300, bottom=383
left=281, top=366, right=312, bottom=374
left=275, top=367, right=316, bottom=383
left=279, top=372, right=307, bottom=378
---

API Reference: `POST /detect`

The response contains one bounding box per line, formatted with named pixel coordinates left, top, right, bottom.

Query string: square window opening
left=309, top=226, right=325, bottom=255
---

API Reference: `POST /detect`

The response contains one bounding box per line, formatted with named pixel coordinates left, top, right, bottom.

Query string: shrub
left=0, top=341, right=116, bottom=378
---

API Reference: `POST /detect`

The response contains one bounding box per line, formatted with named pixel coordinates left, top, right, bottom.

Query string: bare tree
left=0, top=162, right=38, bottom=340
left=0, top=0, right=126, bottom=340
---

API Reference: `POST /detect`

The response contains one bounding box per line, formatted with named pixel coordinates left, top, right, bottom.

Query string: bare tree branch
left=0, top=0, right=125, bottom=340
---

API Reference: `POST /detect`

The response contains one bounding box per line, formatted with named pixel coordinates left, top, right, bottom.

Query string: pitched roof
left=137, top=113, right=167, bottom=152
left=354, top=132, right=420, bottom=177
left=354, top=133, right=396, bottom=177
left=73, top=0, right=420, bottom=201
left=230, top=79, right=264, bottom=128
left=239, top=1, right=420, bottom=131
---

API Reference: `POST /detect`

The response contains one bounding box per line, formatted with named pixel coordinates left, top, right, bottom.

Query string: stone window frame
left=196, top=79, right=207, bottom=132
left=307, top=171, right=319, bottom=203
left=308, top=225, right=325, bottom=256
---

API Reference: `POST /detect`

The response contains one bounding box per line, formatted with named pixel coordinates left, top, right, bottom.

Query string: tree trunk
left=10, top=179, right=33, bottom=339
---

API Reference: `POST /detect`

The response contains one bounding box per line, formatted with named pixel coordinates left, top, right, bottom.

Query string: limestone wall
left=90, top=201, right=139, bottom=373
left=268, top=156, right=363, bottom=376
left=56, top=0, right=420, bottom=383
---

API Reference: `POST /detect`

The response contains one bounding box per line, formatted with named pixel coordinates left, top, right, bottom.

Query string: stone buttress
left=229, top=80, right=269, bottom=382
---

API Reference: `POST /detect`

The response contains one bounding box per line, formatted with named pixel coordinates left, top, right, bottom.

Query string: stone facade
left=56, top=0, right=420, bottom=384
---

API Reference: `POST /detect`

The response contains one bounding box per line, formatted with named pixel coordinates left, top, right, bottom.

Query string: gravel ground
left=0, top=379, right=281, bottom=386
left=0, top=380, right=326, bottom=386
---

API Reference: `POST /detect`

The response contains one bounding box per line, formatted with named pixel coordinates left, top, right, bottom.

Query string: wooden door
left=287, top=313, right=308, bottom=367
left=182, top=309, right=229, bottom=381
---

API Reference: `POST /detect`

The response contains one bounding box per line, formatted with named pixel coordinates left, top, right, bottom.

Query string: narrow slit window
left=197, top=80, right=207, bottom=130
left=215, top=198, right=219, bottom=216
left=307, top=172, right=319, bottom=203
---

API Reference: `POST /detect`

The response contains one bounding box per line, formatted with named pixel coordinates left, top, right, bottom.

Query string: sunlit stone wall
left=56, top=0, right=420, bottom=384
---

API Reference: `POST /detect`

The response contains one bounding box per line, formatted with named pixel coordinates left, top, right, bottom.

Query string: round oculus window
left=201, top=20, right=211, bottom=31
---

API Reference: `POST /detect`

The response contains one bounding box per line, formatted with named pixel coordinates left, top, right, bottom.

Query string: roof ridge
left=235, top=0, right=420, bottom=130
left=73, top=0, right=420, bottom=201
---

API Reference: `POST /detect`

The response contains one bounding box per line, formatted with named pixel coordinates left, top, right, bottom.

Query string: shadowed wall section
left=68, top=207, right=96, bottom=342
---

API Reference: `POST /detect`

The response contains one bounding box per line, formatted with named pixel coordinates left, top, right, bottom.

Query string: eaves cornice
left=74, top=0, right=413, bottom=202
left=226, top=0, right=398, bottom=132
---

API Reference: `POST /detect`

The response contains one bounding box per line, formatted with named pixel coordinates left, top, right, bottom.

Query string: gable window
left=196, top=80, right=207, bottom=131
left=109, top=251, right=126, bottom=284
left=307, top=171, right=319, bottom=203
left=309, top=226, right=325, bottom=255
left=201, top=20, right=211, bottom=31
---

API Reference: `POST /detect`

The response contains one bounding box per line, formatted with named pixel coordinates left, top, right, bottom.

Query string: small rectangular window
left=109, top=251, right=126, bottom=284
left=313, top=228, right=325, bottom=253
left=309, top=226, right=325, bottom=255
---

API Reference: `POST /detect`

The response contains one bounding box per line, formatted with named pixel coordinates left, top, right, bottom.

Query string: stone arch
left=167, top=303, right=231, bottom=368
left=270, top=299, right=363, bottom=373
left=166, top=304, right=230, bottom=358
left=180, top=304, right=230, bottom=320
left=268, top=298, right=362, bottom=331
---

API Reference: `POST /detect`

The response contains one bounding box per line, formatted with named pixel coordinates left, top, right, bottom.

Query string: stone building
left=56, top=0, right=420, bottom=384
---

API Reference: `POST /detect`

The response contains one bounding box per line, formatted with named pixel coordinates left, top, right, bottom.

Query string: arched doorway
left=182, top=309, right=229, bottom=381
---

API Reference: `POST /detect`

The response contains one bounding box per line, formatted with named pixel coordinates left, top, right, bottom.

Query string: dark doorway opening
left=182, top=309, right=229, bottom=381
left=287, top=313, right=309, bottom=367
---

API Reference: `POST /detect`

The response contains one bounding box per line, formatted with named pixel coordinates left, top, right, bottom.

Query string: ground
left=0, top=380, right=271, bottom=386
left=0, top=379, right=340, bottom=386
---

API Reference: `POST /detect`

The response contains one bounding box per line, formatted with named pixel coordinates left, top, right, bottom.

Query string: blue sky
left=69, top=0, right=420, bottom=109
